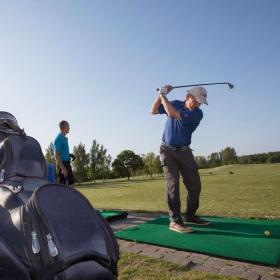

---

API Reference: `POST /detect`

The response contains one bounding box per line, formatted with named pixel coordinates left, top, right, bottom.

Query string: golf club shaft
left=173, top=82, right=231, bottom=89
left=156, top=82, right=234, bottom=91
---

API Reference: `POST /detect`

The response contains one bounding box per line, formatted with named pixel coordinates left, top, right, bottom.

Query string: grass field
left=76, top=164, right=280, bottom=279
left=118, top=252, right=241, bottom=280
left=77, top=163, right=280, bottom=218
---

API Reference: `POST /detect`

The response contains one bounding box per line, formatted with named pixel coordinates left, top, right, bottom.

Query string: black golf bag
left=0, top=112, right=119, bottom=280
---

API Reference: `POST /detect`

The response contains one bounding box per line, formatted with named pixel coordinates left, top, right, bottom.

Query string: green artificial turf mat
left=99, top=209, right=127, bottom=222
left=116, top=216, right=280, bottom=266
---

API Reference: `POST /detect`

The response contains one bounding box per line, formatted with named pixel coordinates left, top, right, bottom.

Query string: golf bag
left=0, top=112, right=119, bottom=280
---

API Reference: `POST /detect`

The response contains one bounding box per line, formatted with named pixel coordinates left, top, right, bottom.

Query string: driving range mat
left=99, top=210, right=128, bottom=222
left=116, top=216, right=280, bottom=266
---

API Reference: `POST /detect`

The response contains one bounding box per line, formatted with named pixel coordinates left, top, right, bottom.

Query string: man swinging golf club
left=151, top=85, right=211, bottom=233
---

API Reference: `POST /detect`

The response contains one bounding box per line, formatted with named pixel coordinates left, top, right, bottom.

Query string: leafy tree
left=220, top=147, right=237, bottom=165
left=249, top=153, right=267, bottom=163
left=194, top=156, right=208, bottom=169
left=89, top=140, right=112, bottom=182
left=154, top=155, right=163, bottom=174
left=112, top=150, right=144, bottom=180
left=104, top=154, right=112, bottom=178
left=267, top=152, right=280, bottom=163
left=89, top=140, right=100, bottom=183
left=98, top=145, right=112, bottom=181
left=238, top=155, right=250, bottom=164
left=142, top=152, right=159, bottom=178
left=238, top=151, right=280, bottom=164
left=207, top=152, right=221, bottom=167
left=45, top=142, right=55, bottom=164
left=72, top=143, right=89, bottom=183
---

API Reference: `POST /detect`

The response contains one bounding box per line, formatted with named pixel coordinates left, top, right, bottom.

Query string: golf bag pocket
left=23, top=184, right=119, bottom=280
left=0, top=134, right=47, bottom=182
left=0, top=236, right=31, bottom=280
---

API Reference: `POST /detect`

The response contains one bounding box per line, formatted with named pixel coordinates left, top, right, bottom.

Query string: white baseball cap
left=187, top=86, right=208, bottom=105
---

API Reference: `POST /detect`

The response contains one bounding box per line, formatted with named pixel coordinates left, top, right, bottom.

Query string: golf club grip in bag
left=0, top=184, right=119, bottom=280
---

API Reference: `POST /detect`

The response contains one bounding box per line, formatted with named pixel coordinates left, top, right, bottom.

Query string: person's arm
left=151, top=85, right=180, bottom=118
left=150, top=95, right=162, bottom=115
left=55, top=151, right=68, bottom=177
left=160, top=95, right=182, bottom=120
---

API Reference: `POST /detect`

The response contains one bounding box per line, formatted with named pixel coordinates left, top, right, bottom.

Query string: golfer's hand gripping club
left=158, top=85, right=173, bottom=97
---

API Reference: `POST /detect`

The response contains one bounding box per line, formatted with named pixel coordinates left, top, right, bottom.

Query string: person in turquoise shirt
left=54, top=120, right=74, bottom=185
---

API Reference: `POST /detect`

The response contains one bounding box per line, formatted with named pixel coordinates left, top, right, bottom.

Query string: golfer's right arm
left=150, top=84, right=173, bottom=114
left=151, top=95, right=181, bottom=120
left=150, top=95, right=162, bottom=114
left=55, top=151, right=68, bottom=177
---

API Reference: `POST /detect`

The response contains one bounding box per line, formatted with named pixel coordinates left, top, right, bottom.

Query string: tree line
left=45, top=140, right=162, bottom=183
left=194, top=147, right=280, bottom=168
left=45, top=143, right=280, bottom=182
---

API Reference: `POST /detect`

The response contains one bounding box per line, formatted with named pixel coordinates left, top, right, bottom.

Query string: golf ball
left=264, top=230, right=271, bottom=236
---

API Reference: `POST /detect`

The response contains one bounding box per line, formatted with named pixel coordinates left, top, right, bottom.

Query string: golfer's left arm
left=160, top=95, right=181, bottom=120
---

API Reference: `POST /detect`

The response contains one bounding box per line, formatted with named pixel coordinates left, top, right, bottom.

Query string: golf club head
left=227, top=83, right=234, bottom=89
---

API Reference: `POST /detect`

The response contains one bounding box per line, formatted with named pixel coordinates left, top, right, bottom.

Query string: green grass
left=76, top=164, right=280, bottom=279
left=76, top=163, right=280, bottom=218
left=118, top=252, right=241, bottom=280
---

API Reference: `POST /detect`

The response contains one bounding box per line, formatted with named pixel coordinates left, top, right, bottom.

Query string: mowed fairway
left=76, top=163, right=280, bottom=218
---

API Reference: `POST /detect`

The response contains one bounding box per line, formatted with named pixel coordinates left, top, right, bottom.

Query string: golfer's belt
left=161, top=143, right=190, bottom=151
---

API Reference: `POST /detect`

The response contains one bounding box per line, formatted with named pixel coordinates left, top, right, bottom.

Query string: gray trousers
left=160, top=145, right=201, bottom=223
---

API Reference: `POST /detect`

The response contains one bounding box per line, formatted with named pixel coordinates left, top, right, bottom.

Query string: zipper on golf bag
left=22, top=205, right=43, bottom=271
left=23, top=195, right=60, bottom=275
left=23, top=185, right=119, bottom=279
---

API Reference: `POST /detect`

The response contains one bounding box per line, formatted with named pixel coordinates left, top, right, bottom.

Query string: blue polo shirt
left=54, top=133, right=70, bottom=161
left=158, top=100, right=203, bottom=147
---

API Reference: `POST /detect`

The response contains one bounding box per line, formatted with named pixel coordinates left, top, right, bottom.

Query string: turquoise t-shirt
left=54, top=133, right=70, bottom=161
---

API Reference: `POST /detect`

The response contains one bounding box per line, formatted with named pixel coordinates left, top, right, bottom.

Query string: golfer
left=54, top=120, right=74, bottom=186
left=151, top=85, right=210, bottom=233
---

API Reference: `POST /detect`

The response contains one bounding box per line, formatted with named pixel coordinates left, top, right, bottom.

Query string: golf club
left=156, top=82, right=234, bottom=92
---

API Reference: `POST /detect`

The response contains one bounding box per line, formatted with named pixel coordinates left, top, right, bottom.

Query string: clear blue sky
left=1, top=0, right=279, bottom=159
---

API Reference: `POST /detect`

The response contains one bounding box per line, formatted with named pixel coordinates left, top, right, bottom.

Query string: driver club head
left=227, top=83, right=234, bottom=89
